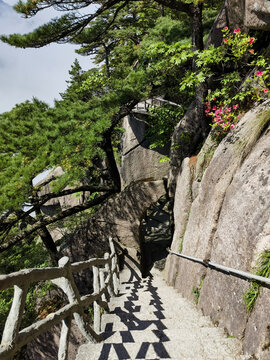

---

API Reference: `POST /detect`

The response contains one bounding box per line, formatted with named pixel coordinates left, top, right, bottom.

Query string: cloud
left=0, top=1, right=93, bottom=113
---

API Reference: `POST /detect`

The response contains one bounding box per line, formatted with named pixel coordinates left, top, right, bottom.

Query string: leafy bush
left=146, top=103, right=183, bottom=151
left=0, top=240, right=54, bottom=336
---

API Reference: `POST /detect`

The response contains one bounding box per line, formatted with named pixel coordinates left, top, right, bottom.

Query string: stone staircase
left=76, top=262, right=250, bottom=360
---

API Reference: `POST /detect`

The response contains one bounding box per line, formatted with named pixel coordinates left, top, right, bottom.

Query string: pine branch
left=152, top=0, right=190, bottom=13
left=0, top=190, right=115, bottom=253
left=32, top=184, right=114, bottom=204
left=0, top=184, right=114, bottom=235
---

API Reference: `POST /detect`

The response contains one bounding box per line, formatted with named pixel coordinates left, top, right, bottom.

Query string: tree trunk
left=103, top=44, right=111, bottom=77
left=189, top=2, right=208, bottom=137
left=189, top=3, right=204, bottom=50
left=168, top=3, right=208, bottom=196
left=103, top=134, right=121, bottom=192
left=35, top=208, right=59, bottom=266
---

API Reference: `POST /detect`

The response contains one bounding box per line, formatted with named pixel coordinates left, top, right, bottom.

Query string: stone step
left=76, top=265, right=249, bottom=360
left=76, top=335, right=247, bottom=360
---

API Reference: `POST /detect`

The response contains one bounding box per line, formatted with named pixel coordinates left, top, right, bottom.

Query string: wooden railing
left=0, top=237, right=119, bottom=360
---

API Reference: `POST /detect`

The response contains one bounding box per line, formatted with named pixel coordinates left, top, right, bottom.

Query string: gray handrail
left=168, top=250, right=270, bottom=286
left=0, top=237, right=119, bottom=360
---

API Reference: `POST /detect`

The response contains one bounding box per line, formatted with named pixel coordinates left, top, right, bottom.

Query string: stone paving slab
left=76, top=266, right=250, bottom=360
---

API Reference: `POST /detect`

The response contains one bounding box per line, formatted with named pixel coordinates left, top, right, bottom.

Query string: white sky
left=0, top=0, right=94, bottom=113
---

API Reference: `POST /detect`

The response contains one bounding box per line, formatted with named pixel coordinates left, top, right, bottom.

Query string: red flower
left=233, top=28, right=241, bottom=34
left=224, top=26, right=228, bottom=31
left=224, top=38, right=228, bottom=43
left=256, top=71, right=263, bottom=76
left=264, top=88, right=269, bottom=93
left=249, top=37, right=255, bottom=44
left=250, top=49, right=254, bottom=54
left=233, top=104, right=239, bottom=110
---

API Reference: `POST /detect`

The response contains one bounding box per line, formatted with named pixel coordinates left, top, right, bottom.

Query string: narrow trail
left=76, top=262, right=250, bottom=360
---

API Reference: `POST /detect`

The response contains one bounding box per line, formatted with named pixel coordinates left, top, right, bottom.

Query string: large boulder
left=120, top=114, right=170, bottom=187
left=36, top=167, right=87, bottom=216
left=206, top=0, right=270, bottom=50
left=245, top=0, right=270, bottom=30
left=64, top=180, right=167, bottom=260
left=227, top=0, right=246, bottom=29
left=226, top=0, right=270, bottom=31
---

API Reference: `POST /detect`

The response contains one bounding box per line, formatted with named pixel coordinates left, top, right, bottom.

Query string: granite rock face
left=225, top=0, right=270, bottom=30
left=198, top=121, right=270, bottom=339
left=165, top=101, right=270, bottom=359
left=164, top=158, right=192, bottom=286
left=120, top=114, right=170, bottom=187
left=243, top=287, right=270, bottom=360
left=25, top=321, right=87, bottom=360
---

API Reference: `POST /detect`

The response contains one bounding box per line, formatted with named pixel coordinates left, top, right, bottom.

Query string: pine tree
left=0, top=0, right=224, bottom=261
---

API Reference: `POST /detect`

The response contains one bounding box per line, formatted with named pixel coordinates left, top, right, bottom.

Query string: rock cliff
left=165, top=100, right=270, bottom=360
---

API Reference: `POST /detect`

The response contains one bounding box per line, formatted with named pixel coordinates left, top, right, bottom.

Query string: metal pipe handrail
left=168, top=249, right=270, bottom=286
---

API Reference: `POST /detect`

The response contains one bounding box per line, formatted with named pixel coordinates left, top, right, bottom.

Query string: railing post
left=1, top=283, right=28, bottom=354
left=58, top=317, right=71, bottom=360
left=52, top=257, right=102, bottom=354
left=92, top=266, right=101, bottom=334
left=0, top=237, right=120, bottom=360
left=109, top=238, right=119, bottom=295
left=112, top=256, right=119, bottom=295
left=104, top=253, right=114, bottom=297
left=99, top=269, right=106, bottom=303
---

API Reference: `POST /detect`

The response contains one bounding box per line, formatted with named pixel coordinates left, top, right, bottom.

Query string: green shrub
left=244, top=251, right=270, bottom=311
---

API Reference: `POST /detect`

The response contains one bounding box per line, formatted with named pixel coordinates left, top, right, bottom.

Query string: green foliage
left=244, top=251, right=270, bottom=311
left=146, top=103, right=183, bottom=150
left=1, top=14, right=78, bottom=47
left=142, top=15, right=190, bottom=47
left=205, top=29, right=270, bottom=138
left=0, top=240, right=50, bottom=274
left=192, top=277, right=205, bottom=304
left=0, top=99, right=53, bottom=212
left=0, top=239, right=52, bottom=335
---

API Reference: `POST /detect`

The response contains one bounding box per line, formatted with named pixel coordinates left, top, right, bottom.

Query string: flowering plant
left=204, top=28, right=270, bottom=138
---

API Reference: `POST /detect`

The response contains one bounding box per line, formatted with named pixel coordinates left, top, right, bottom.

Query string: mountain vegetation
left=0, top=0, right=269, bottom=338
left=0, top=0, right=223, bottom=262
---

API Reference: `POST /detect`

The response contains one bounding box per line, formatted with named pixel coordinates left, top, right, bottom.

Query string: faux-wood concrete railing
left=0, top=237, right=119, bottom=360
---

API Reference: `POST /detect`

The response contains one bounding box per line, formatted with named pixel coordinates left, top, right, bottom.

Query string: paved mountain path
left=76, top=261, right=250, bottom=360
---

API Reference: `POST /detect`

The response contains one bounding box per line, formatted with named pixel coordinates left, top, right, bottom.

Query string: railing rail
left=0, top=237, right=119, bottom=360
left=133, top=97, right=182, bottom=114
left=168, top=249, right=270, bottom=286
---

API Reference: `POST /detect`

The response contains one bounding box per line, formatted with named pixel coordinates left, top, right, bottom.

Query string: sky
left=0, top=0, right=94, bottom=113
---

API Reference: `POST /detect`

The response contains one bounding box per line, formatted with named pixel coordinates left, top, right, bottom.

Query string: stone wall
left=165, top=100, right=270, bottom=359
